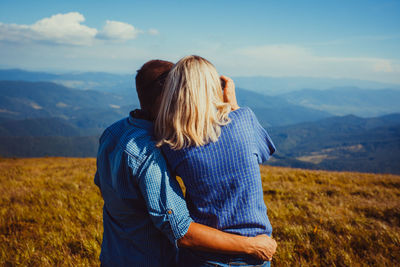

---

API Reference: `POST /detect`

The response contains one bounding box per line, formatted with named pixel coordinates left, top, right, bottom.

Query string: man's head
left=136, top=60, right=174, bottom=120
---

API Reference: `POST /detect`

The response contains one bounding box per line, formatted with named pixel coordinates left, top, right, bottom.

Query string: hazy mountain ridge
left=3, top=68, right=400, bottom=95
left=278, top=87, right=400, bottom=117
left=234, top=76, right=400, bottom=95
left=0, top=69, right=133, bottom=93
left=236, top=88, right=332, bottom=127
left=0, top=80, right=138, bottom=133
left=0, top=80, right=137, bottom=116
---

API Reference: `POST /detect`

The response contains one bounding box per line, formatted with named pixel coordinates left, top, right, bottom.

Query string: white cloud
left=0, top=12, right=97, bottom=46
left=0, top=12, right=149, bottom=46
left=97, top=20, right=141, bottom=41
left=31, top=13, right=98, bottom=45
left=148, top=28, right=159, bottom=35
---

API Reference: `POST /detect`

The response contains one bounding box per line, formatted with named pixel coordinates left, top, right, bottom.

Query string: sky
left=0, top=0, right=399, bottom=84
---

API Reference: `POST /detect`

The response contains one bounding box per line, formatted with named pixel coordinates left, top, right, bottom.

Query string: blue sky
left=0, top=0, right=399, bottom=83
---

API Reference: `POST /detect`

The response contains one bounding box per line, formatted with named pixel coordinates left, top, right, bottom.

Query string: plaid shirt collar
left=128, top=109, right=153, bottom=132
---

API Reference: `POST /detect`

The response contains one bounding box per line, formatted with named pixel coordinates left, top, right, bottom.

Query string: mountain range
left=0, top=80, right=331, bottom=129
left=234, top=76, right=400, bottom=95
left=0, top=69, right=399, bottom=174
left=2, top=69, right=399, bottom=118
left=0, top=80, right=332, bottom=159
left=0, top=69, right=133, bottom=93
left=0, top=80, right=137, bottom=134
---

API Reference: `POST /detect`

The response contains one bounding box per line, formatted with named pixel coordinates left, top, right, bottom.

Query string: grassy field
left=0, top=158, right=399, bottom=266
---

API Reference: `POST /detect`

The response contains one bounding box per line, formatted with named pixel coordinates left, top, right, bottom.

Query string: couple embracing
left=94, top=55, right=277, bottom=267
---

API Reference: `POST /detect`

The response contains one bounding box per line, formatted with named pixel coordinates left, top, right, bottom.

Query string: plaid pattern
left=162, top=107, right=275, bottom=237
left=94, top=115, right=193, bottom=267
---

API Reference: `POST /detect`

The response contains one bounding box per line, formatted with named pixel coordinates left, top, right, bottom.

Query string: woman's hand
left=246, top=234, right=277, bottom=261
left=220, top=75, right=240, bottom=111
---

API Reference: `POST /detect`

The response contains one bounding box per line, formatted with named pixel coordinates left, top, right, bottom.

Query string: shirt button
left=167, top=210, right=172, bottom=214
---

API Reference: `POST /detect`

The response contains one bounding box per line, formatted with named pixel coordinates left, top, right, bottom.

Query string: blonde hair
left=155, top=55, right=231, bottom=149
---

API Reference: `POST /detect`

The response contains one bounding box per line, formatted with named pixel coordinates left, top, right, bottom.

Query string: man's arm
left=179, top=222, right=277, bottom=261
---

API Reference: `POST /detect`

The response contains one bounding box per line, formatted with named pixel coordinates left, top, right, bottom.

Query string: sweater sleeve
left=247, top=107, right=276, bottom=164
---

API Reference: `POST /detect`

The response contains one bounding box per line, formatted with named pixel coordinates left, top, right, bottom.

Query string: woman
left=155, top=55, right=276, bottom=266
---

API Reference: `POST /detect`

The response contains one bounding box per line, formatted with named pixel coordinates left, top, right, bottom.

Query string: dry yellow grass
left=0, top=157, right=399, bottom=266
left=261, top=166, right=400, bottom=266
left=0, top=158, right=101, bottom=266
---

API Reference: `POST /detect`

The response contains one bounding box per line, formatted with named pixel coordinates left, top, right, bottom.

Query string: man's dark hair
left=135, top=60, right=174, bottom=112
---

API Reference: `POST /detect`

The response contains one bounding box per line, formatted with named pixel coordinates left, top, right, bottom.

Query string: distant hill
left=268, top=114, right=400, bottom=174
left=279, top=87, right=400, bottom=117
left=0, top=80, right=138, bottom=116
left=0, top=69, right=59, bottom=81
left=0, top=69, right=133, bottom=93
left=0, top=136, right=99, bottom=157
left=236, top=88, right=331, bottom=127
left=0, top=80, right=138, bottom=133
left=234, top=76, right=400, bottom=95
left=0, top=117, right=81, bottom=137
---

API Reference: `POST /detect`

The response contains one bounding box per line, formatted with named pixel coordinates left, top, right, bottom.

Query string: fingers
left=252, top=235, right=277, bottom=261
left=220, top=75, right=234, bottom=89
left=270, top=238, right=277, bottom=255
left=220, top=75, right=230, bottom=82
left=266, top=236, right=277, bottom=259
left=220, top=75, right=239, bottom=110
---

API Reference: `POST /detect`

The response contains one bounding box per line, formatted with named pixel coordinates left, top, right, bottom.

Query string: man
left=94, top=60, right=277, bottom=267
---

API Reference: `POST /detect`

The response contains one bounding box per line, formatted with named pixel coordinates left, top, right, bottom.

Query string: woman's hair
left=155, top=55, right=231, bottom=149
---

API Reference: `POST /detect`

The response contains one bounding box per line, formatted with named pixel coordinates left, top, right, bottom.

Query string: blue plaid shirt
left=94, top=114, right=193, bottom=267
left=162, top=107, right=275, bottom=237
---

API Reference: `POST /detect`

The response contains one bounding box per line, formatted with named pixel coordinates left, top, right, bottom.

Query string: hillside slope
left=0, top=80, right=137, bottom=134
left=236, top=88, right=331, bottom=127
left=0, top=117, right=81, bottom=137
left=0, top=158, right=399, bottom=266
left=268, top=114, right=400, bottom=174
left=0, top=80, right=138, bottom=119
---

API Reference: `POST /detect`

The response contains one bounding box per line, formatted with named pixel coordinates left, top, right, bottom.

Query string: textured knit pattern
left=162, top=107, right=275, bottom=237
left=94, top=115, right=193, bottom=267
